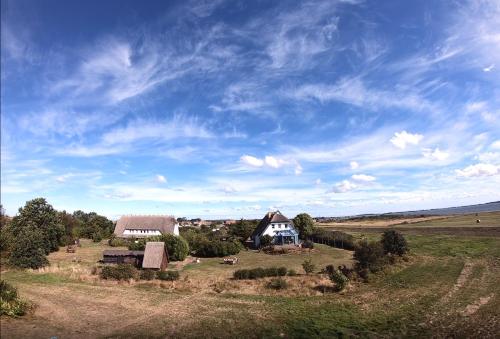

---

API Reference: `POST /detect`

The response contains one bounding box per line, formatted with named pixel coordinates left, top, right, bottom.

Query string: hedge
left=100, top=264, right=138, bottom=280
left=156, top=270, right=180, bottom=281
left=310, top=229, right=355, bottom=250
left=233, top=266, right=288, bottom=280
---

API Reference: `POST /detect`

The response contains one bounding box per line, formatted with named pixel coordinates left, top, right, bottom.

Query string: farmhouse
left=142, top=242, right=169, bottom=270
left=114, top=215, right=179, bottom=238
left=251, top=211, right=299, bottom=248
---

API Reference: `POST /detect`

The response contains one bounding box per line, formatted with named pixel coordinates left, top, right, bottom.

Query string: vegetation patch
left=233, top=267, right=288, bottom=280
left=156, top=270, right=180, bottom=281
left=0, top=280, right=30, bottom=317
left=100, top=264, right=138, bottom=280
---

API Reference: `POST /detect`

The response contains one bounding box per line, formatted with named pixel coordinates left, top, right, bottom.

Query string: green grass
left=406, top=235, right=500, bottom=258
left=1, top=271, right=74, bottom=285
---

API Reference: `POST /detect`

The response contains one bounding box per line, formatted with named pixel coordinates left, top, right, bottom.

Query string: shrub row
left=233, top=266, right=287, bottom=280
left=310, top=229, right=355, bottom=250
left=100, top=264, right=138, bottom=280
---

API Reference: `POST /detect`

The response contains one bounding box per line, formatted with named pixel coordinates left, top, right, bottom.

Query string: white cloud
left=294, top=163, right=303, bottom=175
left=264, top=155, right=285, bottom=168
left=222, top=185, right=238, bottom=194
left=390, top=131, right=423, bottom=149
left=422, top=148, right=450, bottom=161
left=155, top=175, right=167, bottom=184
left=491, top=140, right=500, bottom=150
left=475, top=152, right=500, bottom=163
left=331, top=180, right=357, bottom=193
left=240, top=155, right=264, bottom=167
left=350, top=161, right=359, bottom=170
left=483, top=64, right=495, bottom=72
left=315, top=178, right=322, bottom=185
left=351, top=174, right=376, bottom=182
left=456, top=163, right=500, bottom=177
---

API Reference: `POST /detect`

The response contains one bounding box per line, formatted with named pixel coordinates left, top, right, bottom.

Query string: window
left=272, top=225, right=275, bottom=229
left=278, top=224, right=282, bottom=228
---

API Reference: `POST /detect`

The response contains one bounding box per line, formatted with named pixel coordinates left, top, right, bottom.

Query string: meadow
left=1, top=213, right=499, bottom=338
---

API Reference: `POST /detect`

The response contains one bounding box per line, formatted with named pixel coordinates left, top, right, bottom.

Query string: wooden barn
left=102, top=250, right=144, bottom=267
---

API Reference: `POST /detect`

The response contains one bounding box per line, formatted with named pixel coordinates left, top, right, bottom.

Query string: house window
left=278, top=224, right=282, bottom=228
left=284, top=224, right=288, bottom=228
left=272, top=225, right=275, bottom=229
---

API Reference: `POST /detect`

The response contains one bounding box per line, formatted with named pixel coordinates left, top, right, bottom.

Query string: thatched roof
left=251, top=211, right=292, bottom=238
left=142, top=242, right=167, bottom=269
left=102, top=250, right=144, bottom=257
left=114, top=215, right=177, bottom=237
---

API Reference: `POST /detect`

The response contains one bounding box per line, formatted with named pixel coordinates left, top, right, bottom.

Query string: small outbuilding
left=142, top=242, right=169, bottom=271
left=102, top=250, right=144, bottom=267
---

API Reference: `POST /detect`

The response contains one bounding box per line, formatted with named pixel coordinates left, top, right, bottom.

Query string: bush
left=108, top=236, right=129, bottom=247
left=259, top=235, right=273, bottom=248
left=381, top=230, right=408, bottom=256
left=302, top=258, right=315, bottom=275
left=267, top=278, right=288, bottom=290
left=0, top=280, right=29, bottom=317
left=140, top=269, right=156, bottom=280
left=159, top=234, right=189, bottom=261
left=196, top=240, right=241, bottom=257
left=92, top=232, right=102, bottom=243
left=9, top=228, right=49, bottom=269
left=354, top=240, right=386, bottom=273
left=233, top=267, right=289, bottom=280
left=287, top=269, right=297, bottom=276
left=100, top=264, right=138, bottom=280
left=277, top=267, right=287, bottom=276
left=302, top=240, right=314, bottom=249
left=128, top=239, right=146, bottom=251
left=233, top=269, right=250, bottom=280
left=329, top=269, right=349, bottom=291
left=156, top=270, right=180, bottom=281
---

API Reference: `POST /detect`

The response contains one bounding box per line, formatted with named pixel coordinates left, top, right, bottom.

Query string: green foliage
left=139, top=269, right=156, bottom=281
left=0, top=280, right=29, bottom=317
left=233, top=266, right=289, bottom=280
left=179, top=227, right=209, bottom=252
left=9, top=198, right=64, bottom=255
left=287, top=269, right=297, bottom=276
left=195, top=239, right=241, bottom=257
left=57, top=211, right=79, bottom=241
left=293, top=213, right=315, bottom=239
left=259, top=234, right=273, bottom=248
left=158, top=234, right=190, bottom=261
left=302, top=258, right=315, bottom=275
left=128, top=238, right=146, bottom=251
left=156, top=270, right=180, bottom=281
left=354, top=240, right=386, bottom=273
left=302, top=240, right=314, bottom=249
left=381, top=230, right=408, bottom=256
left=9, top=228, right=49, bottom=269
left=229, top=219, right=257, bottom=241
left=329, top=269, right=349, bottom=291
left=311, top=228, right=355, bottom=250
left=73, top=210, right=114, bottom=239
left=267, top=278, right=288, bottom=290
left=92, top=232, right=103, bottom=243
left=100, top=264, right=138, bottom=280
left=108, top=235, right=129, bottom=247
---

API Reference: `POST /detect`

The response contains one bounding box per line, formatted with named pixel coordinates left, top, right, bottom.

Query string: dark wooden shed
left=102, top=250, right=144, bottom=267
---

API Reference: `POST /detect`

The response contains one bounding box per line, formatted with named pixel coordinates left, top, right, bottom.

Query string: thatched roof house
left=142, top=242, right=169, bottom=270
left=114, top=215, right=179, bottom=238
left=250, top=211, right=299, bottom=248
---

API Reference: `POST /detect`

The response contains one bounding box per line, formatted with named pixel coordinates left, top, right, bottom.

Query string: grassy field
left=1, top=218, right=500, bottom=338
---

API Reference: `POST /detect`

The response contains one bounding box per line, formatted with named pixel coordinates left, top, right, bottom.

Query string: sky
left=1, top=0, right=500, bottom=220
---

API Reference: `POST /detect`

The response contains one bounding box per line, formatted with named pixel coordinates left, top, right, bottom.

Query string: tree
left=9, top=228, right=49, bottom=269
left=229, top=219, right=257, bottom=241
left=302, top=258, right=315, bottom=274
left=259, top=235, right=273, bottom=248
left=381, top=230, right=408, bottom=256
left=157, top=234, right=190, bottom=261
left=353, top=240, right=385, bottom=272
left=293, top=213, right=315, bottom=239
left=73, top=211, right=114, bottom=239
left=58, top=211, right=79, bottom=244
left=9, top=198, right=64, bottom=255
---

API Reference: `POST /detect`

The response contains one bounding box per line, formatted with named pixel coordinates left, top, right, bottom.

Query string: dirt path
left=441, top=260, right=473, bottom=303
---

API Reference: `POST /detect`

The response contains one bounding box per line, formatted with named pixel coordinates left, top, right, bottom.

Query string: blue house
left=251, top=211, right=299, bottom=248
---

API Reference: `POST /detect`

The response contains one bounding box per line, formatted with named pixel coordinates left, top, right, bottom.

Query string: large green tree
left=228, top=219, right=257, bottom=241
left=293, top=213, right=315, bottom=239
left=72, top=210, right=114, bottom=239
left=9, top=198, right=64, bottom=255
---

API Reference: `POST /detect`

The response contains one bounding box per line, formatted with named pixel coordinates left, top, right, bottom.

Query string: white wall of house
left=123, top=229, right=162, bottom=237
left=173, top=224, right=180, bottom=236
left=261, top=222, right=294, bottom=237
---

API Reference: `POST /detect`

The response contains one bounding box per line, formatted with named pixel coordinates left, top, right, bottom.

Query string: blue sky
left=1, top=0, right=499, bottom=219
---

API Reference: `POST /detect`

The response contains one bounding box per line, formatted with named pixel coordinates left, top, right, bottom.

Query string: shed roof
left=103, top=250, right=144, bottom=257
left=251, top=211, right=292, bottom=238
left=114, top=215, right=177, bottom=236
left=142, top=242, right=167, bottom=269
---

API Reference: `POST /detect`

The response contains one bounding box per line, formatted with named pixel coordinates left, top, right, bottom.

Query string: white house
left=113, top=215, right=179, bottom=238
left=250, top=211, right=299, bottom=248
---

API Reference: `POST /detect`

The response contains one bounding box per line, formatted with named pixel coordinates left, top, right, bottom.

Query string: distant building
left=113, top=215, right=179, bottom=238
left=250, top=211, right=299, bottom=248
left=142, top=242, right=168, bottom=271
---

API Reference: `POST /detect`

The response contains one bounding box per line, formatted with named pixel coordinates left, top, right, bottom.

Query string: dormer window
left=272, top=225, right=275, bottom=229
